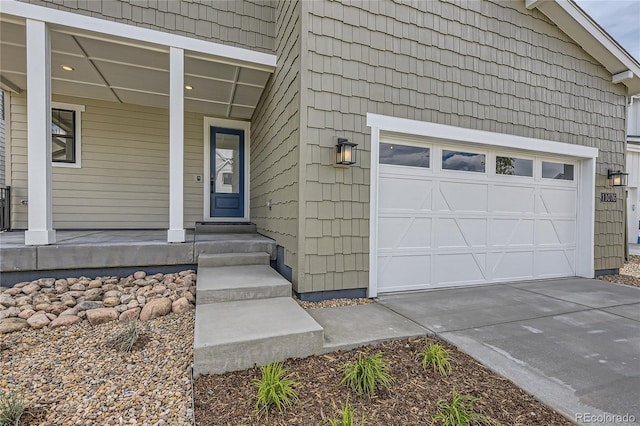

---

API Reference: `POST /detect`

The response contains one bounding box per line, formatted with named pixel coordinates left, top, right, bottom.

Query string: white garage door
left=376, top=137, right=578, bottom=293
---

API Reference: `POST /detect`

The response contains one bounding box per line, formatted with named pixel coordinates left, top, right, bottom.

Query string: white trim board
left=367, top=113, right=598, bottom=298
left=0, top=0, right=277, bottom=72
left=202, top=117, right=251, bottom=223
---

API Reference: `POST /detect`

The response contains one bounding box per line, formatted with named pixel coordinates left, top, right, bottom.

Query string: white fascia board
left=367, top=113, right=599, bottom=159
left=0, top=0, right=276, bottom=71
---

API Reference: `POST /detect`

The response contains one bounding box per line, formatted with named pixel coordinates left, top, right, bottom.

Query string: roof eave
left=527, top=0, right=640, bottom=96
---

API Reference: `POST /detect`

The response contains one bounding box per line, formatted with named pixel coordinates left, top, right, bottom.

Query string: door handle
left=210, top=177, right=215, bottom=193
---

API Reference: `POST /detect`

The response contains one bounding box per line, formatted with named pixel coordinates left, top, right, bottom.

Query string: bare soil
left=194, top=337, right=572, bottom=426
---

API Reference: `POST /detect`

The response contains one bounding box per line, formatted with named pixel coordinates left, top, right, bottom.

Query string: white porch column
left=25, top=19, right=56, bottom=246
left=167, top=46, right=186, bottom=243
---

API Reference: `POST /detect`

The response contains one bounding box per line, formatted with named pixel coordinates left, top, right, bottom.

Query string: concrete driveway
left=378, top=278, right=640, bottom=426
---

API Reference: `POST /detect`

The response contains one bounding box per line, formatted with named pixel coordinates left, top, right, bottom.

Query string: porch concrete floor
left=0, top=230, right=276, bottom=280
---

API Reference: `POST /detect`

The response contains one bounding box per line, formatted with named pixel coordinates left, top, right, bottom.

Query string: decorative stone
left=139, top=297, right=172, bottom=321
left=69, top=283, right=86, bottom=291
left=0, top=318, right=29, bottom=334
left=88, top=279, right=103, bottom=289
left=127, top=300, right=140, bottom=309
left=0, top=307, right=20, bottom=320
left=61, top=295, right=77, bottom=307
left=4, top=287, right=22, bottom=296
left=120, top=294, right=135, bottom=305
left=104, top=290, right=122, bottom=299
left=0, top=294, right=16, bottom=308
left=119, top=308, right=141, bottom=322
left=49, top=315, right=81, bottom=329
left=38, top=278, right=55, bottom=288
left=103, top=297, right=120, bottom=307
left=86, top=308, right=118, bottom=325
left=34, top=303, right=51, bottom=312
left=136, top=296, right=146, bottom=305
left=75, top=301, right=103, bottom=312
left=48, top=303, right=68, bottom=315
left=182, top=291, right=195, bottom=304
left=115, top=304, right=128, bottom=313
left=27, top=312, right=51, bottom=329
left=66, top=291, right=86, bottom=298
left=45, top=313, right=57, bottom=321
left=84, top=288, right=103, bottom=301
left=133, top=271, right=146, bottom=280
left=18, top=309, right=36, bottom=319
left=171, top=297, right=193, bottom=314
left=21, top=283, right=41, bottom=294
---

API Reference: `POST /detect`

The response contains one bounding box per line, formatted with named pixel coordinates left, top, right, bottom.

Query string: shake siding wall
left=19, top=0, right=276, bottom=54
left=9, top=94, right=204, bottom=229
left=250, top=0, right=301, bottom=282
left=299, top=0, right=627, bottom=292
left=0, top=91, right=5, bottom=187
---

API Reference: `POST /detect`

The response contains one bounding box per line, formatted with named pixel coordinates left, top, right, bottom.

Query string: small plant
left=0, top=391, right=28, bottom=426
left=431, top=389, right=493, bottom=426
left=109, top=320, right=140, bottom=352
left=327, top=397, right=366, bottom=426
left=421, top=343, right=452, bottom=376
left=339, top=352, right=393, bottom=397
left=253, top=361, right=299, bottom=417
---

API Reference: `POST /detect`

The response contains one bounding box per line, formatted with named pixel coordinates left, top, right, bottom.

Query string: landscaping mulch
left=194, top=337, right=572, bottom=426
left=295, top=296, right=374, bottom=310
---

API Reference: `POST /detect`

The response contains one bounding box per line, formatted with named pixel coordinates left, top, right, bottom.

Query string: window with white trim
left=51, top=102, right=83, bottom=167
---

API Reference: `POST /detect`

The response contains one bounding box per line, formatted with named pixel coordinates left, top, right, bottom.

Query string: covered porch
left=0, top=229, right=276, bottom=285
left=0, top=0, right=276, bottom=245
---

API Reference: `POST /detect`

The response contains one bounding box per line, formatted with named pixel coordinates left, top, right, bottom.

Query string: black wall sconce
left=336, top=138, right=358, bottom=165
left=608, top=169, right=628, bottom=187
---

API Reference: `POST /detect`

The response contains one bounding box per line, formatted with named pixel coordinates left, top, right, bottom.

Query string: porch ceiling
left=0, top=17, right=272, bottom=119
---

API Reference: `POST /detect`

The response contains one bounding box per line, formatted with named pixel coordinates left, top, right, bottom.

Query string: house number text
left=600, top=193, right=617, bottom=203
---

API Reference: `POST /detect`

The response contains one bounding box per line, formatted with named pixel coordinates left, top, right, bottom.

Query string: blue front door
left=210, top=127, right=244, bottom=217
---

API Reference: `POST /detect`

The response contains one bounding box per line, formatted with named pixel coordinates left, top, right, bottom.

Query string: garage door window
left=379, top=143, right=430, bottom=168
left=442, top=150, right=485, bottom=172
left=496, top=156, right=533, bottom=177
left=542, top=161, right=574, bottom=180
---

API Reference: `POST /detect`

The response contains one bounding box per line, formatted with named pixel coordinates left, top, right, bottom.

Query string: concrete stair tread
left=195, top=297, right=323, bottom=346
left=198, top=265, right=288, bottom=288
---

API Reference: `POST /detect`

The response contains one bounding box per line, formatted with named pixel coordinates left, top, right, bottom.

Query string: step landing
left=196, top=264, right=290, bottom=304
left=193, top=297, right=324, bottom=376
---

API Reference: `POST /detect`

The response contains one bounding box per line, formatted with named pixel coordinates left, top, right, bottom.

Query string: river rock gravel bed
left=1, top=311, right=195, bottom=426
left=597, top=255, right=640, bottom=288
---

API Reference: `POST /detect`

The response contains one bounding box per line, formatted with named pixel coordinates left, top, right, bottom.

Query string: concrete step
left=195, top=222, right=257, bottom=234
left=196, top=264, right=291, bottom=304
left=197, top=252, right=270, bottom=268
left=193, top=297, right=324, bottom=376
left=195, top=234, right=276, bottom=260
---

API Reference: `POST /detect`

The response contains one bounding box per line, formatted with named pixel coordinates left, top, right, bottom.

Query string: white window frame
left=367, top=113, right=598, bottom=298
left=51, top=101, right=84, bottom=168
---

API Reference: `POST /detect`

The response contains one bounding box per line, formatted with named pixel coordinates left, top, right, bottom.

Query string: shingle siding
left=0, top=91, right=5, bottom=188
left=298, top=0, right=627, bottom=292
left=250, top=0, right=301, bottom=280
left=18, top=0, right=276, bottom=54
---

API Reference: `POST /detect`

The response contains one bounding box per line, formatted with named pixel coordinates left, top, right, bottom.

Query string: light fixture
left=608, top=169, right=628, bottom=187
left=336, top=138, right=358, bottom=165
left=61, top=65, right=74, bottom=71
left=185, top=85, right=193, bottom=90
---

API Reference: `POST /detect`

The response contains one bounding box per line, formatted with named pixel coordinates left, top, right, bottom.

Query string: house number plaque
left=600, top=193, right=617, bottom=203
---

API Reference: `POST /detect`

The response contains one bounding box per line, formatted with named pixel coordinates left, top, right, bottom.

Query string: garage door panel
left=535, top=250, right=575, bottom=277
left=379, top=176, right=433, bottom=212
left=378, top=217, right=431, bottom=249
left=490, top=185, right=535, bottom=213
left=434, top=253, right=486, bottom=284
left=490, top=219, right=534, bottom=246
left=436, top=218, right=487, bottom=248
left=375, top=141, right=579, bottom=294
left=535, top=219, right=577, bottom=246
left=490, top=251, right=534, bottom=280
left=536, top=188, right=577, bottom=216
left=437, top=182, right=488, bottom=212
left=378, top=255, right=431, bottom=291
